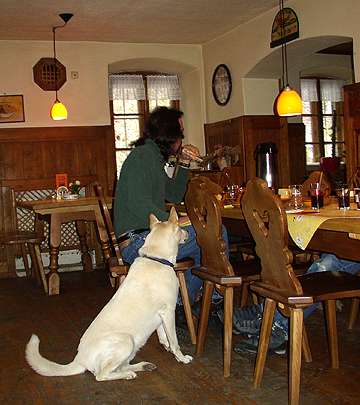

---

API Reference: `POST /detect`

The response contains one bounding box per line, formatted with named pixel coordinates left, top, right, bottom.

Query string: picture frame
left=0, top=94, right=25, bottom=123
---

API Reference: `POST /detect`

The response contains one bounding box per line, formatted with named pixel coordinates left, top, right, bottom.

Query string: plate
left=286, top=209, right=304, bottom=214
left=62, top=194, right=80, bottom=200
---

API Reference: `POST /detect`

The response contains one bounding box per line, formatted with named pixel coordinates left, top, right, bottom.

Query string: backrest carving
left=242, top=178, right=303, bottom=296
left=185, top=178, right=233, bottom=276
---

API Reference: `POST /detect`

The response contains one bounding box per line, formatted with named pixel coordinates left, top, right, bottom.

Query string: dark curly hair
left=132, top=107, right=184, bottom=161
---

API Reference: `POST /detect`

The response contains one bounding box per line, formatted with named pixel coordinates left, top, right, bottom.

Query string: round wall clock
left=212, top=64, right=232, bottom=106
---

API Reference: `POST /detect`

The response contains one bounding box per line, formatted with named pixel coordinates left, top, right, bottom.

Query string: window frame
left=110, top=72, right=180, bottom=174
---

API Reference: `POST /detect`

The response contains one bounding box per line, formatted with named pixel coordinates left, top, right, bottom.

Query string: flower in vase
left=69, top=180, right=81, bottom=194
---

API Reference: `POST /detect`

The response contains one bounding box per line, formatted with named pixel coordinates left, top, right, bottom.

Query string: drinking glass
left=278, top=188, right=291, bottom=204
left=310, top=182, right=325, bottom=209
left=336, top=188, right=350, bottom=210
left=225, top=185, right=239, bottom=203
left=288, top=185, right=303, bottom=209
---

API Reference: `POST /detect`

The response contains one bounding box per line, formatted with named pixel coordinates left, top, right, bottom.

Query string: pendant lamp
left=276, top=1, right=302, bottom=117
left=50, top=13, right=73, bottom=121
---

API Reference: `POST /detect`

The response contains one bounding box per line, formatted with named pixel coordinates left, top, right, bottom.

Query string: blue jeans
left=272, top=254, right=360, bottom=338
left=119, top=224, right=229, bottom=305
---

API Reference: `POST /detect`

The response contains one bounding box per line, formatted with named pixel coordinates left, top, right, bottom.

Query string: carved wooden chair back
left=185, top=177, right=233, bottom=277
left=242, top=178, right=303, bottom=315
left=301, top=171, right=332, bottom=197
left=94, top=183, right=129, bottom=287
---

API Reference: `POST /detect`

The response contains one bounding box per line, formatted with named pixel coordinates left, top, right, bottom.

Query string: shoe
left=192, top=298, right=223, bottom=334
left=175, top=304, right=190, bottom=340
left=218, top=304, right=263, bottom=337
left=233, top=324, right=287, bottom=356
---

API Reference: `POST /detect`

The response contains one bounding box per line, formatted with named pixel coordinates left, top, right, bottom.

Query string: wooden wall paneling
left=344, top=83, right=360, bottom=182
left=204, top=115, right=291, bottom=189
left=288, top=123, right=306, bottom=184
left=23, top=142, right=44, bottom=180
left=42, top=141, right=60, bottom=179
left=3, top=142, right=25, bottom=180
left=0, top=125, right=115, bottom=276
left=241, top=115, right=290, bottom=187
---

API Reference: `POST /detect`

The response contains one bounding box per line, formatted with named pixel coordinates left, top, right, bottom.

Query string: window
left=109, top=74, right=181, bottom=174
left=301, top=78, right=345, bottom=167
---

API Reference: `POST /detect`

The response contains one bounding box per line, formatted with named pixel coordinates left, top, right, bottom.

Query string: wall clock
left=212, top=64, right=232, bottom=106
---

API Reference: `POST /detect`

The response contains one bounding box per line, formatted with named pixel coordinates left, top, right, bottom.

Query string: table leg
left=75, top=220, right=93, bottom=272
left=94, top=208, right=112, bottom=262
left=48, top=213, right=61, bottom=295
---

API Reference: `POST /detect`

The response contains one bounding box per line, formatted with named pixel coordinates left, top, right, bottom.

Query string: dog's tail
left=26, top=334, right=86, bottom=377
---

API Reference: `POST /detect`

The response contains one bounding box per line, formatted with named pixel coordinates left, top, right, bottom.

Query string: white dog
left=26, top=207, right=193, bottom=381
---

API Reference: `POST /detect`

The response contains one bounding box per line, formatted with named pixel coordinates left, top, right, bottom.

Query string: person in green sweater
left=114, top=107, right=228, bottom=339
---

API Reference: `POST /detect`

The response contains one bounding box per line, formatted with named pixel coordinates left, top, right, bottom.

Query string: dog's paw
left=182, top=355, right=193, bottom=364
left=175, top=354, right=193, bottom=364
left=143, top=363, right=157, bottom=372
left=124, top=371, right=138, bottom=380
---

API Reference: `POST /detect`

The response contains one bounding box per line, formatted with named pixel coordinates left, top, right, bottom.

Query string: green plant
left=69, top=180, right=81, bottom=194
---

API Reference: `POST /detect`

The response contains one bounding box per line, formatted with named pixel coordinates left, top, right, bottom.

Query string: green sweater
left=113, top=139, right=190, bottom=237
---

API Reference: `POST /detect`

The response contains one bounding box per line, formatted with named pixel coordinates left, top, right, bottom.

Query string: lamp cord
left=52, top=20, right=69, bottom=102
left=279, top=0, right=288, bottom=88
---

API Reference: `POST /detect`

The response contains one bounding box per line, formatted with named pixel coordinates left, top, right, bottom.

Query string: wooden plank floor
left=1, top=269, right=360, bottom=405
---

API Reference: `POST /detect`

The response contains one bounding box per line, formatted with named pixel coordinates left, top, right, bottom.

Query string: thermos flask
left=254, top=142, right=278, bottom=192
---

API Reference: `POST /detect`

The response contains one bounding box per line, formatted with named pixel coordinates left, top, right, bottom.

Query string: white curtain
left=320, top=79, right=344, bottom=102
left=147, top=75, right=181, bottom=101
left=109, top=74, right=181, bottom=101
left=109, top=74, right=146, bottom=101
left=301, top=78, right=345, bottom=102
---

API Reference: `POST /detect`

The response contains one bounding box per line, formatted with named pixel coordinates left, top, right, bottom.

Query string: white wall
left=2, top=0, right=360, bottom=153
left=0, top=41, right=207, bottom=153
left=202, top=0, right=360, bottom=124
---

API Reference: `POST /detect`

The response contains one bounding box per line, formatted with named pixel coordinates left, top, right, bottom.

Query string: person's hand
left=178, top=215, right=191, bottom=225
left=180, top=144, right=201, bottom=164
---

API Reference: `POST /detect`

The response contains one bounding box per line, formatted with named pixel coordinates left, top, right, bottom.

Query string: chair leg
left=28, top=244, right=41, bottom=285
left=33, top=244, right=48, bottom=294
left=239, top=282, right=249, bottom=308
left=348, top=297, right=359, bottom=329
left=302, top=326, right=312, bottom=363
left=223, top=287, right=234, bottom=377
left=253, top=298, right=276, bottom=388
left=195, top=280, right=214, bottom=358
left=177, top=271, right=197, bottom=345
left=324, top=299, right=339, bottom=369
left=20, top=243, right=31, bottom=277
left=289, top=309, right=303, bottom=405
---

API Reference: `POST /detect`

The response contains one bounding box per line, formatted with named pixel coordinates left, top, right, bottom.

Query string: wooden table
left=17, top=197, right=112, bottom=295
left=170, top=201, right=360, bottom=262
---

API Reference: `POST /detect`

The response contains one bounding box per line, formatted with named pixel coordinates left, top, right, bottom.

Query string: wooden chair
left=242, top=178, right=360, bottom=405
left=94, top=183, right=130, bottom=289
left=185, top=177, right=261, bottom=376
left=0, top=231, right=47, bottom=294
left=94, top=183, right=197, bottom=344
left=349, top=269, right=360, bottom=329
left=301, top=170, right=332, bottom=197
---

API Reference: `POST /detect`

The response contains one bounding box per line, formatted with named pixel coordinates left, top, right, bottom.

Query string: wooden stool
left=0, top=231, right=48, bottom=294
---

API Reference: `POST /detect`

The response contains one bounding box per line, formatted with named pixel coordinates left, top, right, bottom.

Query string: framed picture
left=0, top=95, right=25, bottom=123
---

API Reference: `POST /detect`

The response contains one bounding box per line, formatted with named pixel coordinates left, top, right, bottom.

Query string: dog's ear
left=149, top=213, right=160, bottom=229
left=169, top=206, right=179, bottom=224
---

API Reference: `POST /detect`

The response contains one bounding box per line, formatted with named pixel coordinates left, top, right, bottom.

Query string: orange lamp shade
left=50, top=101, right=68, bottom=120
left=276, top=86, right=303, bottom=117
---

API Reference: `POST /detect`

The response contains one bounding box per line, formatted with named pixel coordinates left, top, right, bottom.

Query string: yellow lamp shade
left=50, top=101, right=68, bottom=120
left=276, top=86, right=303, bottom=117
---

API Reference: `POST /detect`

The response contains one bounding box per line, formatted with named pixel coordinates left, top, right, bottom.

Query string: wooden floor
left=1, top=269, right=360, bottom=405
